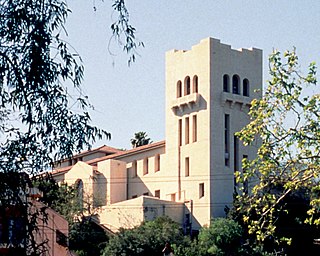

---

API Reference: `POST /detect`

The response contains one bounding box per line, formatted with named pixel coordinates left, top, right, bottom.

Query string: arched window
left=193, top=75, right=198, bottom=93
left=243, top=79, right=249, bottom=97
left=232, top=75, right=240, bottom=94
left=184, top=76, right=191, bottom=96
left=75, top=179, right=84, bottom=210
left=176, top=80, right=182, bottom=98
left=223, top=74, right=230, bottom=92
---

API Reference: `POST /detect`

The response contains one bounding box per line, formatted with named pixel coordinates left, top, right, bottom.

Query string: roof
left=51, top=141, right=166, bottom=176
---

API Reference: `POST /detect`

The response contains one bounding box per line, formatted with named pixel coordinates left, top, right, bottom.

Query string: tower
left=165, top=38, right=262, bottom=229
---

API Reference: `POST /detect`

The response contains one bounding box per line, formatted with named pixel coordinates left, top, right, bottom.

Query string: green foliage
left=197, top=218, right=243, bottom=256
left=69, top=218, right=109, bottom=256
left=235, top=49, right=320, bottom=245
left=130, top=131, right=153, bottom=148
left=102, top=216, right=185, bottom=256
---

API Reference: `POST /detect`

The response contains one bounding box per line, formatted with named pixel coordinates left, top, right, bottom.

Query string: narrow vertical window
left=171, top=193, right=176, bottom=202
left=132, top=160, right=137, bottom=177
left=155, top=154, right=160, bottom=172
left=242, top=155, right=248, bottom=194
left=185, top=157, right=190, bottom=177
left=178, top=119, right=182, bottom=146
left=199, top=183, right=204, bottom=198
left=234, top=135, right=239, bottom=172
left=225, top=114, right=230, bottom=166
left=75, top=179, right=84, bottom=210
left=185, top=117, right=189, bottom=144
left=177, top=80, right=182, bottom=98
left=232, top=75, right=240, bottom=94
left=223, top=74, right=230, bottom=92
left=243, top=79, right=249, bottom=96
left=143, top=158, right=149, bottom=175
left=193, top=75, right=198, bottom=93
left=192, top=115, right=197, bottom=142
left=155, top=190, right=160, bottom=198
left=184, top=76, right=191, bottom=95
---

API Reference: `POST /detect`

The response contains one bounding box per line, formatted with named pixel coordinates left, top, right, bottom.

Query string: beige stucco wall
left=98, top=196, right=185, bottom=232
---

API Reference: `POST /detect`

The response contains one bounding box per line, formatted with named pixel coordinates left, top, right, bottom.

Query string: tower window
left=243, top=79, right=249, bottom=96
left=193, top=75, right=198, bottom=93
left=185, top=117, right=189, bottom=144
left=177, top=80, right=182, bottom=98
left=184, top=76, right=191, bottom=95
left=178, top=119, right=182, bottom=146
left=232, top=75, right=240, bottom=94
left=185, top=157, right=190, bottom=177
left=192, top=115, right=197, bottom=142
left=223, top=74, right=230, bottom=92
left=199, top=183, right=205, bottom=198
left=225, top=114, right=230, bottom=166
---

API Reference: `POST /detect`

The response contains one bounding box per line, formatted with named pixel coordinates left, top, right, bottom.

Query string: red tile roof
left=51, top=141, right=166, bottom=176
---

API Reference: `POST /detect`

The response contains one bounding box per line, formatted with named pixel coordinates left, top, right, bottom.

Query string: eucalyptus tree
left=0, top=0, right=140, bottom=254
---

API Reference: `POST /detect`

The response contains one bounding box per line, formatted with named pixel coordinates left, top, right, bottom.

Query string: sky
left=64, top=0, right=320, bottom=149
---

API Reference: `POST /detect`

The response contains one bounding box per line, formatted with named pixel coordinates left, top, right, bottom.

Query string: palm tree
left=130, top=132, right=152, bottom=148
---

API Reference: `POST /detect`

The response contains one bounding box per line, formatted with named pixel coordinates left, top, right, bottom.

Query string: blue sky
left=65, top=0, right=320, bottom=149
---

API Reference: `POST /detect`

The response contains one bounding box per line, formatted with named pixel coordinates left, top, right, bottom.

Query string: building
left=0, top=187, right=69, bottom=256
left=52, top=37, right=262, bottom=233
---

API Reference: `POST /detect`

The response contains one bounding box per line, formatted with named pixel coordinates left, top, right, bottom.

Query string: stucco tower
left=165, top=38, right=262, bottom=229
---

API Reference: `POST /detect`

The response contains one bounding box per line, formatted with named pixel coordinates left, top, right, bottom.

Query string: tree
left=131, top=131, right=153, bottom=148
left=0, top=0, right=141, bottom=254
left=235, top=49, right=320, bottom=247
left=102, top=216, right=185, bottom=256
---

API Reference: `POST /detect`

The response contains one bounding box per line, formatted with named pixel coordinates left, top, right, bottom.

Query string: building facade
left=52, top=38, right=262, bottom=233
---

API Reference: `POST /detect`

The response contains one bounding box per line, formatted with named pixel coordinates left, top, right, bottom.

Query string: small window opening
left=185, top=157, right=190, bottom=177
left=184, top=76, right=191, bottom=95
left=199, top=183, right=205, bottom=198
left=243, top=79, right=249, bottom=96
left=143, top=158, right=149, bottom=175
left=193, top=75, right=198, bottom=93
left=232, top=75, right=240, bottom=94
left=223, top=74, right=230, bottom=92
left=177, top=80, right=182, bottom=98
left=185, top=117, right=189, bottom=144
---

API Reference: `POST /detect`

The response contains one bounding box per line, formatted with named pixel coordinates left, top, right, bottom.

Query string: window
left=132, top=160, right=137, bottom=177
left=243, top=155, right=248, bottom=194
left=223, top=74, right=230, bottom=92
left=143, top=158, right=149, bottom=175
left=192, top=115, right=197, bottom=142
left=56, top=230, right=68, bottom=247
left=171, top=193, right=176, bottom=202
left=75, top=179, right=84, bottom=210
left=225, top=114, right=230, bottom=166
left=178, top=119, right=182, bottom=146
left=193, top=75, right=198, bottom=93
left=199, top=183, right=205, bottom=198
left=232, top=75, right=240, bottom=94
left=143, top=192, right=149, bottom=196
left=184, top=76, right=191, bottom=95
left=185, top=117, right=189, bottom=144
left=185, top=157, right=190, bottom=177
left=243, top=79, right=249, bottom=96
left=234, top=135, right=239, bottom=172
left=155, top=154, right=160, bottom=172
left=132, top=195, right=137, bottom=199
left=155, top=190, right=160, bottom=198
left=177, top=80, right=182, bottom=98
